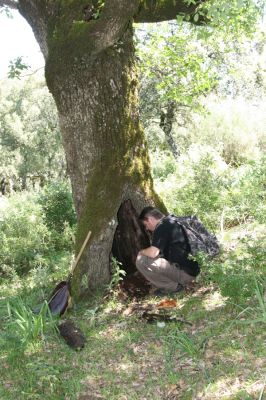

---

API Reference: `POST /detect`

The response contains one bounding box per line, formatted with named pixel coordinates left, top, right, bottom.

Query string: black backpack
left=170, top=215, right=220, bottom=257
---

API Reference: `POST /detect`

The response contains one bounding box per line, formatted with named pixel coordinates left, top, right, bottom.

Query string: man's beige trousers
left=136, top=254, right=194, bottom=291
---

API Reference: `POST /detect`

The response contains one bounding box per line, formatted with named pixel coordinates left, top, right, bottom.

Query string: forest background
left=0, top=5, right=265, bottom=400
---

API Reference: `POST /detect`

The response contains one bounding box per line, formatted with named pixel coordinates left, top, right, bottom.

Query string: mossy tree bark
left=45, top=25, right=166, bottom=297
left=7, top=0, right=201, bottom=298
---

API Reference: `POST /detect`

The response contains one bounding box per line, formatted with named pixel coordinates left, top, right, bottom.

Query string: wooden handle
left=71, top=231, right=92, bottom=274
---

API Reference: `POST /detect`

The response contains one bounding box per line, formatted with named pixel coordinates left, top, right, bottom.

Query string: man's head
left=139, top=207, right=165, bottom=232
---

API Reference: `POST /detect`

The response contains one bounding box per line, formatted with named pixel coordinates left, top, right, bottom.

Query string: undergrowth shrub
left=0, top=192, right=51, bottom=277
left=37, top=181, right=76, bottom=232
left=182, top=98, right=266, bottom=166
left=154, top=145, right=229, bottom=231
left=37, top=181, right=76, bottom=251
left=199, top=235, right=266, bottom=304
left=230, top=157, right=266, bottom=224
left=0, top=186, right=76, bottom=279
left=154, top=146, right=266, bottom=232
left=151, top=150, right=176, bottom=180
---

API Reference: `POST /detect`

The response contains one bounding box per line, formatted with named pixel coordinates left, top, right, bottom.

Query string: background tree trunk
left=160, top=100, right=180, bottom=159
left=45, top=25, right=164, bottom=298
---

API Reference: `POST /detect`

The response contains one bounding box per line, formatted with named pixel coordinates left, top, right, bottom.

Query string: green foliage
left=151, top=150, right=176, bottom=180
left=0, top=76, right=66, bottom=182
left=164, top=328, right=200, bottom=364
left=155, top=146, right=228, bottom=230
left=6, top=297, right=58, bottom=346
left=187, top=98, right=266, bottom=165
left=137, top=22, right=266, bottom=161
left=8, top=57, right=29, bottom=79
left=233, top=158, right=266, bottom=224
left=137, top=21, right=217, bottom=118
left=235, top=278, right=266, bottom=324
left=201, top=0, right=266, bottom=36
left=37, top=181, right=76, bottom=233
left=0, top=192, right=51, bottom=277
left=37, top=181, right=76, bottom=251
left=201, top=233, right=266, bottom=304
left=154, top=146, right=266, bottom=231
left=0, top=188, right=76, bottom=278
left=252, top=279, right=266, bottom=324
left=109, top=257, right=126, bottom=289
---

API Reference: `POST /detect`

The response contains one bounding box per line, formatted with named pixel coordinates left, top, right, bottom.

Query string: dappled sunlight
left=97, top=322, right=131, bottom=341
left=0, top=197, right=8, bottom=210
left=0, top=279, right=23, bottom=299
left=202, top=291, right=227, bottom=311
left=199, top=375, right=265, bottom=399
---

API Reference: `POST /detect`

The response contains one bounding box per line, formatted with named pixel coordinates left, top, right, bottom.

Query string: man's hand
left=138, top=246, right=160, bottom=258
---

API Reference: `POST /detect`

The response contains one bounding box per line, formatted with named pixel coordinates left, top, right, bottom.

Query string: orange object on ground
left=156, top=299, right=177, bottom=309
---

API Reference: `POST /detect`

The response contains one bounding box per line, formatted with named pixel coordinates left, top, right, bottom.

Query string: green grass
left=0, top=224, right=265, bottom=400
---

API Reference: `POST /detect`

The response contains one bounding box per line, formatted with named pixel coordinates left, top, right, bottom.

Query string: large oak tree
left=0, top=1, right=219, bottom=298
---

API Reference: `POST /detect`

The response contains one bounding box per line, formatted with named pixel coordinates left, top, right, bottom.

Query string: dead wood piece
left=58, top=320, right=86, bottom=350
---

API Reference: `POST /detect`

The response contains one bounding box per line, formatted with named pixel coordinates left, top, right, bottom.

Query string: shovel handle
left=71, top=230, right=92, bottom=274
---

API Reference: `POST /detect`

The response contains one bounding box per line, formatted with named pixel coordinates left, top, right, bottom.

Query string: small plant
left=235, top=278, right=266, bottom=325
left=7, top=297, right=58, bottom=345
left=253, top=279, right=266, bottom=323
left=84, top=305, right=100, bottom=327
left=173, top=330, right=199, bottom=359
left=164, top=328, right=200, bottom=373
left=109, top=257, right=126, bottom=289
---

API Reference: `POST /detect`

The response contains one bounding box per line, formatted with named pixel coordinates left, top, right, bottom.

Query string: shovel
left=36, top=231, right=92, bottom=316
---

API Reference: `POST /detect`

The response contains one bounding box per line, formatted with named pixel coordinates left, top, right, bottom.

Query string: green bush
left=229, top=158, right=266, bottom=224
left=37, top=181, right=76, bottom=233
left=0, top=186, right=76, bottom=278
left=200, top=235, right=266, bottom=304
left=151, top=150, right=176, bottom=180
left=155, top=145, right=229, bottom=231
left=155, top=146, right=266, bottom=232
left=0, top=192, right=51, bottom=277
left=183, top=98, right=266, bottom=166
left=37, top=181, right=76, bottom=251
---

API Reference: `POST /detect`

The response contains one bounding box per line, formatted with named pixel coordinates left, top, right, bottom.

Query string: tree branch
left=0, top=0, right=18, bottom=9
left=88, top=0, right=139, bottom=54
left=17, top=0, right=49, bottom=59
left=134, top=0, right=204, bottom=23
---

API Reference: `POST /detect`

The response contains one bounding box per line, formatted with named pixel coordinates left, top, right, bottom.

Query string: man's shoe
left=153, top=284, right=184, bottom=297
left=175, top=283, right=184, bottom=293
left=153, top=288, right=166, bottom=297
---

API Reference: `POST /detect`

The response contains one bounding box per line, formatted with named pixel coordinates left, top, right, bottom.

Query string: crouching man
left=136, top=207, right=200, bottom=296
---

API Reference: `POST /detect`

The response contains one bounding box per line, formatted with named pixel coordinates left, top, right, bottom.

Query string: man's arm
left=138, top=246, right=160, bottom=258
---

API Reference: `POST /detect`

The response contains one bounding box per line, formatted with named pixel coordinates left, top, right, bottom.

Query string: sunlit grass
left=0, top=222, right=265, bottom=399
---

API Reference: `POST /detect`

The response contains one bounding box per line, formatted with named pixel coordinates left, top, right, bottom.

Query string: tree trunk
left=160, top=100, right=180, bottom=159
left=45, top=25, right=164, bottom=298
left=12, top=0, right=200, bottom=300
